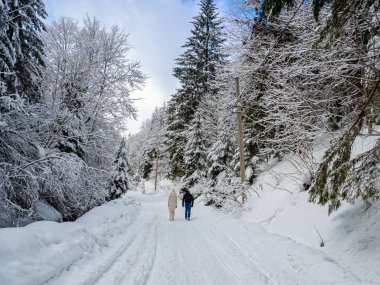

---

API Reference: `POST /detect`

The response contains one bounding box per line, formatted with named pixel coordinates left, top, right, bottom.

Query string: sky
left=44, top=0, right=228, bottom=134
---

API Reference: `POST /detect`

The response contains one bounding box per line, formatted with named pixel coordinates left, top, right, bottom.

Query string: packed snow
left=1, top=179, right=378, bottom=285
left=238, top=131, right=380, bottom=284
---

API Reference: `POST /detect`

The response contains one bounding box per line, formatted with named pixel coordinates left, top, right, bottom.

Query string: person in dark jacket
left=182, top=189, right=194, bottom=220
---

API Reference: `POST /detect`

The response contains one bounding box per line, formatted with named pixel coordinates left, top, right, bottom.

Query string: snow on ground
left=1, top=129, right=379, bottom=285
left=0, top=198, right=141, bottom=285
left=0, top=177, right=378, bottom=285
left=238, top=130, right=380, bottom=284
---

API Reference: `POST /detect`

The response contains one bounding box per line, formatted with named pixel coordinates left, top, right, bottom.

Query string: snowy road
left=1, top=190, right=377, bottom=285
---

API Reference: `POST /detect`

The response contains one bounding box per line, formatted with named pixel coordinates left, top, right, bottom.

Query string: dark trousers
left=184, top=203, right=192, bottom=219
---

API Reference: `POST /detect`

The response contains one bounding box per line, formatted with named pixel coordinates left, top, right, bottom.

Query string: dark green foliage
left=62, top=81, right=86, bottom=112
left=309, top=112, right=380, bottom=214
left=249, top=0, right=380, bottom=213
left=0, top=0, right=47, bottom=103
left=166, top=97, right=186, bottom=178
left=140, top=149, right=155, bottom=179
left=305, top=0, right=380, bottom=213
left=166, top=0, right=225, bottom=179
left=56, top=129, right=86, bottom=159
left=260, top=0, right=380, bottom=31
left=234, top=16, right=301, bottom=177
left=207, top=133, right=234, bottom=185
left=261, top=0, right=295, bottom=18
left=109, top=138, right=132, bottom=200
left=183, top=112, right=207, bottom=185
left=317, top=0, right=379, bottom=40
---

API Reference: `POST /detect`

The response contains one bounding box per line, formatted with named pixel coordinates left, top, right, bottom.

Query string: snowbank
left=239, top=131, right=380, bottom=283
left=0, top=196, right=141, bottom=285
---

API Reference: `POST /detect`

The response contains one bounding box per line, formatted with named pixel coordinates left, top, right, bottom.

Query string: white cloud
left=44, top=0, right=226, bottom=134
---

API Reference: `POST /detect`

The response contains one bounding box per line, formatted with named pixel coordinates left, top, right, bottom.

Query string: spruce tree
left=1, top=0, right=46, bottom=104
left=166, top=0, right=225, bottom=179
left=138, top=106, right=167, bottom=179
left=109, top=137, right=132, bottom=200
left=183, top=112, right=207, bottom=186
left=260, top=0, right=380, bottom=32
left=0, top=0, right=12, bottom=100
left=139, top=148, right=154, bottom=179
left=207, top=132, right=234, bottom=186
left=166, top=94, right=186, bottom=178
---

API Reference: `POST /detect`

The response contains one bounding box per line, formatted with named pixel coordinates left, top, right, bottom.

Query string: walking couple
left=168, top=189, right=194, bottom=221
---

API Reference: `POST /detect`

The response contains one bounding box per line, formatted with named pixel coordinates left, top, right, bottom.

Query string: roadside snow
left=239, top=130, right=380, bottom=283
left=0, top=197, right=141, bottom=285
left=0, top=179, right=377, bottom=285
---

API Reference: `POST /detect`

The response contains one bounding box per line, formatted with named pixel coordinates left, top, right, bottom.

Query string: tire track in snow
left=169, top=219, right=238, bottom=285
left=171, top=223, right=203, bottom=285
left=95, top=212, right=160, bottom=285
left=207, top=222, right=278, bottom=285
left=191, top=220, right=273, bottom=285
left=144, top=217, right=181, bottom=285
left=45, top=206, right=146, bottom=285
left=45, top=190, right=371, bottom=285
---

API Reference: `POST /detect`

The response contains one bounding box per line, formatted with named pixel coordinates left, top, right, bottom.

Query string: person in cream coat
left=168, top=189, right=178, bottom=221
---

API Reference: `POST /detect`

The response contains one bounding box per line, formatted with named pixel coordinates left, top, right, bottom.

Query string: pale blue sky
left=44, top=0, right=228, bottom=134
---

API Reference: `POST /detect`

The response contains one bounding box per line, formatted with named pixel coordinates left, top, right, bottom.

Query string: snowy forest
left=1, top=0, right=380, bottom=284
left=0, top=0, right=145, bottom=226
left=1, top=0, right=379, bottom=229
left=128, top=0, right=380, bottom=212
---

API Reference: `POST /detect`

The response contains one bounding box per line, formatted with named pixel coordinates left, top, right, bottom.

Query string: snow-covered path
left=1, top=190, right=377, bottom=285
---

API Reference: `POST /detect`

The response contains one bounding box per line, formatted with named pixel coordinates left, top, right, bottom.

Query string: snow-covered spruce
left=183, top=112, right=208, bottom=188
left=109, top=138, right=133, bottom=200
left=167, top=0, right=225, bottom=179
